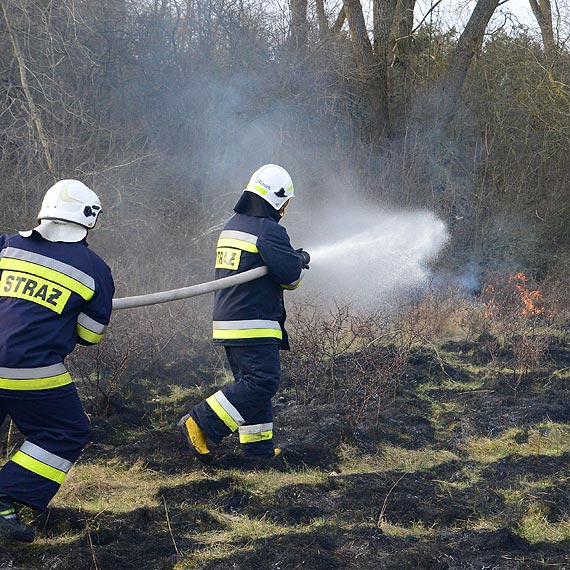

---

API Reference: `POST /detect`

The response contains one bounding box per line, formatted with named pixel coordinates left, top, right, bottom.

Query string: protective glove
left=296, top=248, right=311, bottom=269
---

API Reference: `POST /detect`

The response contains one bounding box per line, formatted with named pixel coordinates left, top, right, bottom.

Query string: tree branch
left=1, top=0, right=56, bottom=177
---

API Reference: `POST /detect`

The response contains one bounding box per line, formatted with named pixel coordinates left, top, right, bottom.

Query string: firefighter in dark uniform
left=179, top=164, right=310, bottom=464
left=0, top=180, right=114, bottom=543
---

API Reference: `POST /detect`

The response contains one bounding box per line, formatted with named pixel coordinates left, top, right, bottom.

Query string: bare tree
left=1, top=0, right=55, bottom=177
left=439, top=0, right=501, bottom=124
left=290, top=0, right=309, bottom=56
left=528, top=0, right=556, bottom=61
left=343, top=0, right=393, bottom=135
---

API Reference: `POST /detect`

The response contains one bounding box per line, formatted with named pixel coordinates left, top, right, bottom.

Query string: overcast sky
left=414, top=0, right=538, bottom=31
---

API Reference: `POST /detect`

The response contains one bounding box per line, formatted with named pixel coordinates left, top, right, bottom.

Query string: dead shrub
left=283, top=292, right=454, bottom=426
left=463, top=271, right=556, bottom=396
left=69, top=300, right=212, bottom=417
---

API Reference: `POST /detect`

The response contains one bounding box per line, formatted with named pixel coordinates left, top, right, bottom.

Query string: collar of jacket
left=233, top=192, right=281, bottom=222
left=19, top=220, right=88, bottom=243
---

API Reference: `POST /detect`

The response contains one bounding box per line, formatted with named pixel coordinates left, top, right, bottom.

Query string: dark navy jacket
left=0, top=232, right=114, bottom=388
left=212, top=195, right=304, bottom=348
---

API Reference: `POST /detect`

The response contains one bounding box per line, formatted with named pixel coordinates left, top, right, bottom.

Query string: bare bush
left=283, top=291, right=459, bottom=427
left=68, top=299, right=212, bottom=416
left=461, top=271, right=556, bottom=396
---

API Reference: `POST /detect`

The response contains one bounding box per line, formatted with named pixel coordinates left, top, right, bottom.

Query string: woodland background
left=1, top=0, right=568, bottom=283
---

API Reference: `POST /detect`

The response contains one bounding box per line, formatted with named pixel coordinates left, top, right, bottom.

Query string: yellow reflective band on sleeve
left=0, top=258, right=94, bottom=300
left=215, top=247, right=242, bottom=270
left=213, top=328, right=283, bottom=340
left=216, top=238, right=259, bottom=253
left=206, top=395, right=239, bottom=431
left=0, top=372, right=72, bottom=390
left=281, top=280, right=302, bottom=290
left=0, top=270, right=71, bottom=313
left=11, top=451, right=67, bottom=484
left=76, top=324, right=104, bottom=344
left=281, top=269, right=305, bottom=291
left=239, top=430, right=273, bottom=444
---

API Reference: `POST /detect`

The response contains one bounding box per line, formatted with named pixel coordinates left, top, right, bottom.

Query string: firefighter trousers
left=191, top=344, right=280, bottom=458
left=0, top=383, right=90, bottom=511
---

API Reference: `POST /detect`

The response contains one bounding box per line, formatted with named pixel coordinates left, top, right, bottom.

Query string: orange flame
left=483, top=283, right=499, bottom=317
left=510, top=272, right=545, bottom=317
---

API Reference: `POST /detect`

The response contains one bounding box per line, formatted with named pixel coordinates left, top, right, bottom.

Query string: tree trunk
left=343, top=0, right=374, bottom=67
left=344, top=0, right=396, bottom=136
left=440, top=0, right=500, bottom=125
left=393, top=0, right=415, bottom=61
left=315, top=0, right=328, bottom=40
left=374, top=0, right=398, bottom=133
left=289, top=0, right=308, bottom=57
left=331, top=6, right=347, bottom=34
left=373, top=0, right=398, bottom=58
left=528, top=0, right=556, bottom=61
left=391, top=0, right=416, bottom=108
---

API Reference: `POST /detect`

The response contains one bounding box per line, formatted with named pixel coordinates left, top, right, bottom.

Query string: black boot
left=0, top=494, right=35, bottom=543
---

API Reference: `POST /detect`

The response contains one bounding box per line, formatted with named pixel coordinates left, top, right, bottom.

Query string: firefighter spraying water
left=173, top=164, right=309, bottom=465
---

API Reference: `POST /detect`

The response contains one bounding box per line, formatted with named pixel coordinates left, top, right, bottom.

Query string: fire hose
left=112, top=266, right=269, bottom=310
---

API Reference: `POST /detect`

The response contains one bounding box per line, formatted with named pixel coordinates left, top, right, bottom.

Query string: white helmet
left=38, top=179, right=102, bottom=229
left=244, top=164, right=294, bottom=210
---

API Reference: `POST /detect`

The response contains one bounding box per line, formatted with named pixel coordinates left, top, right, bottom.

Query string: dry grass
left=463, top=422, right=570, bottom=463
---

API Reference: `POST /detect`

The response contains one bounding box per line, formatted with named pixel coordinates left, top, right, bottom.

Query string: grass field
left=1, top=331, right=569, bottom=569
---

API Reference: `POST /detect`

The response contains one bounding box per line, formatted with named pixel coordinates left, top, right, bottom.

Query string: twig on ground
left=377, top=472, right=407, bottom=527
left=163, top=496, right=180, bottom=556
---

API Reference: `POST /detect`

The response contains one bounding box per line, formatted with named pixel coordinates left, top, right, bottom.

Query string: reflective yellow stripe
left=252, top=184, right=268, bottom=195
left=0, top=372, right=72, bottom=390
left=76, top=324, right=104, bottom=344
left=11, top=451, right=67, bottom=484
left=0, top=258, right=94, bottom=300
left=239, top=430, right=273, bottom=444
left=0, top=509, right=14, bottom=516
left=216, top=238, right=258, bottom=253
left=213, top=328, right=283, bottom=340
left=281, top=280, right=302, bottom=290
left=206, top=395, right=239, bottom=431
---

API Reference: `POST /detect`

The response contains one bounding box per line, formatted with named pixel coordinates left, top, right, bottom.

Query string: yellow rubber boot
left=178, top=414, right=213, bottom=464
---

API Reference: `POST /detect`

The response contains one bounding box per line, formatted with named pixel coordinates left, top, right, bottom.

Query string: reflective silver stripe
left=0, top=363, right=67, bottom=379
left=77, top=313, right=107, bottom=334
left=20, top=441, right=72, bottom=473
left=218, top=230, right=258, bottom=245
left=238, top=423, right=273, bottom=435
left=213, top=320, right=280, bottom=330
left=1, top=247, right=95, bottom=290
left=213, top=390, right=245, bottom=426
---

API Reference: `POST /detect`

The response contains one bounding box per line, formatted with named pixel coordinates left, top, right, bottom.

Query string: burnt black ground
left=0, top=339, right=569, bottom=569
